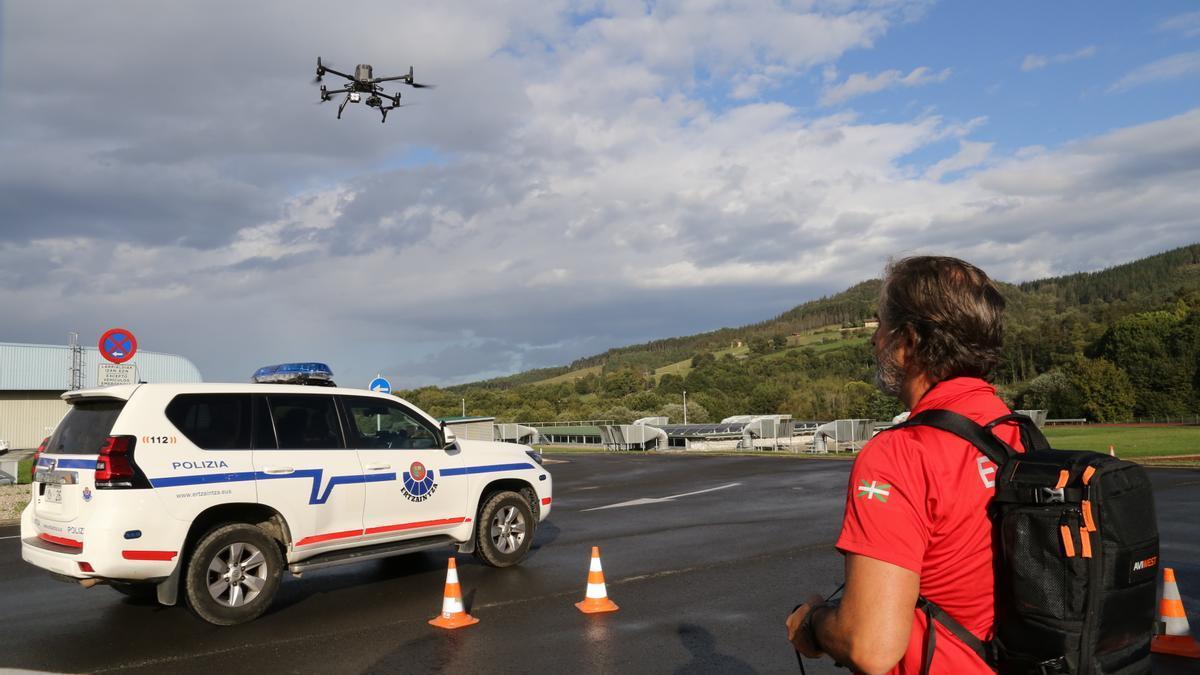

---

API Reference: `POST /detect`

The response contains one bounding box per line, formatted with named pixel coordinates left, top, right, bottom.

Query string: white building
left=0, top=342, right=202, bottom=449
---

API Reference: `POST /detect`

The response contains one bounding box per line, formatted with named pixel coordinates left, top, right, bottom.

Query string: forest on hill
left=401, top=244, right=1200, bottom=425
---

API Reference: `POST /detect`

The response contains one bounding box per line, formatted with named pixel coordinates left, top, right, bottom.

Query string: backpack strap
left=893, top=410, right=1011, bottom=675
left=984, top=413, right=1051, bottom=453
left=893, top=409, right=1017, bottom=466
left=917, top=597, right=995, bottom=672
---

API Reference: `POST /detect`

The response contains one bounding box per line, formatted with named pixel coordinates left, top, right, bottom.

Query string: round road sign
left=369, top=376, right=392, bottom=394
left=98, top=328, right=138, bottom=364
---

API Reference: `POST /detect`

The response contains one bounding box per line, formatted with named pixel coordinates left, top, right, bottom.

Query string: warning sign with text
left=97, top=363, right=137, bottom=387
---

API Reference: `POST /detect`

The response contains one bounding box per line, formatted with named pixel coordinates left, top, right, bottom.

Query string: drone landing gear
left=337, top=94, right=350, bottom=120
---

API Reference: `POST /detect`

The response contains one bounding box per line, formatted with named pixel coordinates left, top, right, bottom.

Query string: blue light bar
left=252, top=362, right=335, bottom=385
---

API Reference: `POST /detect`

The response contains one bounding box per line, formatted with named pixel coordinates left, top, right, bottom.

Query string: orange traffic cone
left=429, top=557, right=479, bottom=629
left=1152, top=567, right=1200, bottom=658
left=576, top=546, right=619, bottom=613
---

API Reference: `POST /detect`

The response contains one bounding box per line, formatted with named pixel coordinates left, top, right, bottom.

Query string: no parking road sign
left=369, top=376, right=391, bottom=394
left=99, top=328, right=138, bottom=364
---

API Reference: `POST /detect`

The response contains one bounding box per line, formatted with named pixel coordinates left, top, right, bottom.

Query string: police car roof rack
left=252, top=362, right=337, bottom=387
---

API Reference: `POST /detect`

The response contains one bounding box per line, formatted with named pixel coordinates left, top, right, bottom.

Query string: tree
left=601, top=369, right=643, bottom=398
left=749, top=335, right=772, bottom=355
left=1091, top=311, right=1190, bottom=416
left=656, top=373, right=685, bottom=395
left=1068, top=357, right=1135, bottom=422
left=1018, top=370, right=1082, bottom=418
left=658, top=401, right=710, bottom=424
left=747, top=382, right=790, bottom=414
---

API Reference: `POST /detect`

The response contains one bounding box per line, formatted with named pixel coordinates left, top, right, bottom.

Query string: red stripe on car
left=122, top=550, right=178, bottom=561
left=364, top=517, right=466, bottom=535
left=294, top=528, right=364, bottom=547
left=39, top=533, right=83, bottom=549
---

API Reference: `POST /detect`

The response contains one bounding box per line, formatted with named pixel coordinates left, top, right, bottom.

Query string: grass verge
left=1043, top=426, right=1200, bottom=458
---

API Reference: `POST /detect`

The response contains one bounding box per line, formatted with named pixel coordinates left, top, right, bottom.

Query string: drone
left=314, top=57, right=434, bottom=123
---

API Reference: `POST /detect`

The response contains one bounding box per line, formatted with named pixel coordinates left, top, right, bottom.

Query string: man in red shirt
left=786, top=256, right=1016, bottom=674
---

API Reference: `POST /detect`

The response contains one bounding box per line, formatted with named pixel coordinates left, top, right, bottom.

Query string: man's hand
left=786, top=593, right=826, bottom=657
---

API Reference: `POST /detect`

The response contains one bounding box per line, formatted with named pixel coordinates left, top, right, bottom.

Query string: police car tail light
left=31, top=436, right=49, bottom=482
left=94, top=435, right=146, bottom=489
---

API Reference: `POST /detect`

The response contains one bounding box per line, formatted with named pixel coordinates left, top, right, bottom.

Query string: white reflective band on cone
left=447, top=568, right=459, bottom=584
left=1165, top=616, right=1191, bottom=636
left=443, top=597, right=464, bottom=614
left=590, top=558, right=603, bottom=572
left=586, top=583, right=608, bottom=599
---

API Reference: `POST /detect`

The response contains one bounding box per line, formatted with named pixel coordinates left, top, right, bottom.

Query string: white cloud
left=819, top=66, right=951, bottom=105
left=1159, top=11, right=1200, bottom=38
left=1020, top=45, right=1097, bottom=72
left=924, top=140, right=993, bottom=181
left=1108, top=52, right=1200, bottom=92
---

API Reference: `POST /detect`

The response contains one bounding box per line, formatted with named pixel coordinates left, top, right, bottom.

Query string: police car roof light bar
left=252, top=362, right=336, bottom=386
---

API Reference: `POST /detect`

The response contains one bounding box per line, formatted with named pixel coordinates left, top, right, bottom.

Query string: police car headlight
left=525, top=450, right=544, bottom=466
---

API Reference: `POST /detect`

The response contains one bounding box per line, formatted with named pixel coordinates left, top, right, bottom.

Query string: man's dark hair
left=878, top=256, right=1006, bottom=382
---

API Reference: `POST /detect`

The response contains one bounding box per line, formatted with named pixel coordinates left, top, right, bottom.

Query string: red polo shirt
left=836, top=377, right=1022, bottom=674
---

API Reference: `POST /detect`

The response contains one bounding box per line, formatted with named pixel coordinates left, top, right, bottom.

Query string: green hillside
left=403, top=244, right=1200, bottom=424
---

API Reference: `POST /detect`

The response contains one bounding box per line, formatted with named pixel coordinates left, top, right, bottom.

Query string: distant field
left=1043, top=426, right=1200, bottom=458
left=531, top=365, right=602, bottom=386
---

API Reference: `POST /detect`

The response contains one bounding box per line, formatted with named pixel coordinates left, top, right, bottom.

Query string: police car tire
left=184, top=523, right=283, bottom=626
left=472, top=490, right=535, bottom=568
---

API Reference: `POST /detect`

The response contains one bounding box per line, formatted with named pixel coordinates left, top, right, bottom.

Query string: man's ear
left=895, top=325, right=919, bottom=369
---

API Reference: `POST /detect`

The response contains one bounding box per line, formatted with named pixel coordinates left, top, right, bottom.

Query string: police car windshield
left=44, top=400, right=124, bottom=454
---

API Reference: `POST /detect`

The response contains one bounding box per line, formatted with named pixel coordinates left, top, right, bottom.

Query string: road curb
left=0, top=518, right=20, bottom=527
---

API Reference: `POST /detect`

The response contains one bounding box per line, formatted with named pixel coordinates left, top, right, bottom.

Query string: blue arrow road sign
left=369, top=376, right=391, bottom=394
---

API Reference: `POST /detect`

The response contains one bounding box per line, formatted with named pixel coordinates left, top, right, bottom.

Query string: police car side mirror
left=441, top=424, right=457, bottom=450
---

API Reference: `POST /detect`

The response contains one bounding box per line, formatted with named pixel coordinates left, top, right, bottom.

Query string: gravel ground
left=0, top=484, right=30, bottom=522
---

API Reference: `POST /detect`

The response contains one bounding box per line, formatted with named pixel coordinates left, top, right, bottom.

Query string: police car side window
left=268, top=395, right=345, bottom=450
left=341, top=397, right=439, bottom=450
left=166, top=394, right=252, bottom=450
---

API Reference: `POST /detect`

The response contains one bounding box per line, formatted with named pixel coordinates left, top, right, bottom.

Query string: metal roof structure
left=0, top=342, right=202, bottom=390
left=657, top=423, right=747, bottom=439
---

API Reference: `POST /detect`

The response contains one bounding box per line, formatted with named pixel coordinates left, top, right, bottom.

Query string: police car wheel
left=184, top=523, right=283, bottom=626
left=473, top=491, right=534, bottom=568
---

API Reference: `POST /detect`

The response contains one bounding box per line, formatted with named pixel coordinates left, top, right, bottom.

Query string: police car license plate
left=45, top=484, right=62, bottom=504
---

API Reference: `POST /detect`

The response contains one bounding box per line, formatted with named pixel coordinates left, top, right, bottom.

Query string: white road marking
left=582, top=482, right=742, bottom=511
left=0, top=535, right=21, bottom=540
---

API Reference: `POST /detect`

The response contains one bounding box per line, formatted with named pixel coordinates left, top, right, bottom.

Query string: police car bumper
left=20, top=507, right=180, bottom=581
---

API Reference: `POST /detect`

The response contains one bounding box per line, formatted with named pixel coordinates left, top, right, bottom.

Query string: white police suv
left=21, top=363, right=552, bottom=625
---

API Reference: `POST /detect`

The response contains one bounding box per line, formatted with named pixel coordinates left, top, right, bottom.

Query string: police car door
left=254, top=394, right=365, bottom=554
left=340, top=396, right=469, bottom=540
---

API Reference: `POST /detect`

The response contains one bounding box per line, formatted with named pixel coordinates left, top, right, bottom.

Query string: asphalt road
left=1, top=454, right=1198, bottom=674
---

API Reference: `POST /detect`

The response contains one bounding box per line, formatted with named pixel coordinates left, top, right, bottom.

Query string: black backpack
left=895, top=410, right=1160, bottom=674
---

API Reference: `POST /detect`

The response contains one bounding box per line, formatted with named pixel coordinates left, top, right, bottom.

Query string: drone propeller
left=406, top=66, right=436, bottom=89
left=313, top=56, right=345, bottom=84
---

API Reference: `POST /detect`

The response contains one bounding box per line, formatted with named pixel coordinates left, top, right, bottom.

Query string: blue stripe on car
left=148, top=462, right=535, bottom=504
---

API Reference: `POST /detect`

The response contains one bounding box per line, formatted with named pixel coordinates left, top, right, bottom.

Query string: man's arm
left=790, top=553, right=920, bottom=675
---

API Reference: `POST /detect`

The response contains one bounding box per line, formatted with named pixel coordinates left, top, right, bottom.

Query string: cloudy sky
left=2, top=1, right=1199, bottom=388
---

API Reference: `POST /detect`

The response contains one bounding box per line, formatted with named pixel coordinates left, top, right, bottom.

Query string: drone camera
left=349, top=93, right=361, bottom=103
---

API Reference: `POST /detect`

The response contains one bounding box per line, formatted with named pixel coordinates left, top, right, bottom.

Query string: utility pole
left=462, top=398, right=466, bottom=417
left=683, top=390, right=688, bottom=425
left=68, top=331, right=84, bottom=390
